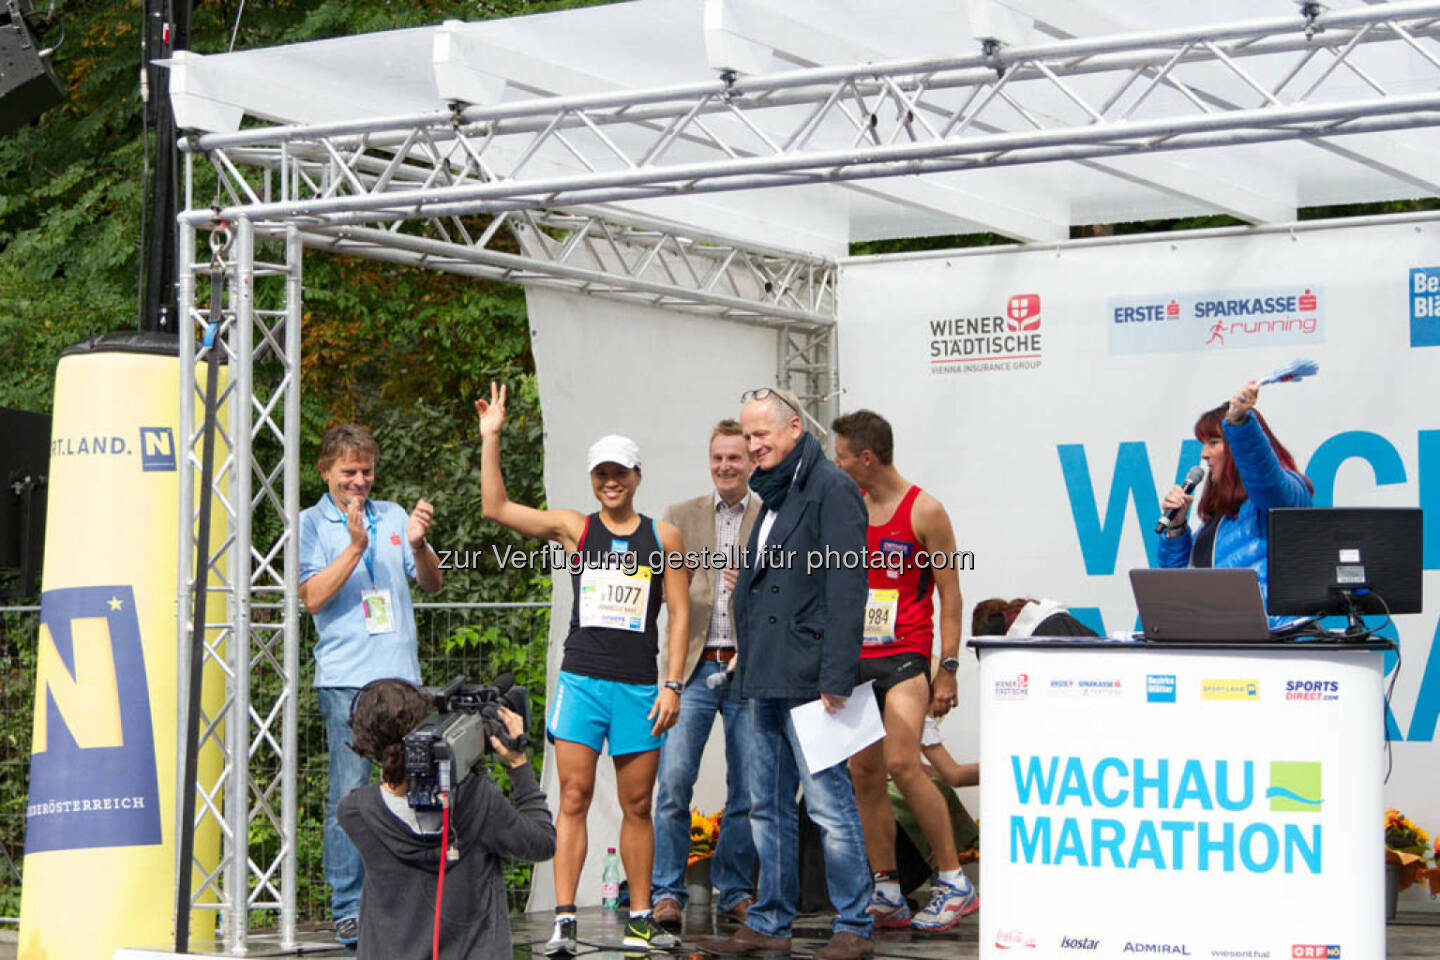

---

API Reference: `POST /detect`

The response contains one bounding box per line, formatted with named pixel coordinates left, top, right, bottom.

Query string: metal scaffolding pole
left=178, top=1, right=1440, bottom=229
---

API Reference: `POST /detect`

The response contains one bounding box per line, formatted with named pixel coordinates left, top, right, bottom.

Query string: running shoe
left=623, top=914, right=681, bottom=950
left=866, top=885, right=913, bottom=928
left=545, top=917, right=579, bottom=957
left=910, top=877, right=979, bottom=932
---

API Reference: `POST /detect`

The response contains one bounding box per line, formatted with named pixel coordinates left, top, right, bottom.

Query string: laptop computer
left=1129, top=568, right=1273, bottom=641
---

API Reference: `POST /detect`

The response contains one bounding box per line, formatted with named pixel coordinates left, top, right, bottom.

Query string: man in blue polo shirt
left=299, top=423, right=443, bottom=946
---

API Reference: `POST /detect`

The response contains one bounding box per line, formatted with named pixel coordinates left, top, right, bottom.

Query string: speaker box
left=0, top=0, right=65, bottom=136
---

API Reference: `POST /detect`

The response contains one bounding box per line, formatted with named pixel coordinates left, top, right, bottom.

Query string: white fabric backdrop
left=523, top=287, right=777, bottom=910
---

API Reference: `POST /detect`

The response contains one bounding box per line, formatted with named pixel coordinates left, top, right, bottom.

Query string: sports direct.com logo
left=1291, top=947, right=1340, bottom=959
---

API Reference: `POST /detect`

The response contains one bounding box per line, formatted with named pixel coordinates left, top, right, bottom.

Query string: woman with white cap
left=475, top=382, right=688, bottom=956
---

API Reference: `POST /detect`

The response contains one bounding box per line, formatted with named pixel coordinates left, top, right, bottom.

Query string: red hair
left=1193, top=404, right=1312, bottom=522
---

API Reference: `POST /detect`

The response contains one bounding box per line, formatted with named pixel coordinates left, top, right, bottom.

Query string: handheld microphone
left=706, top=670, right=732, bottom=691
left=1155, top=466, right=1205, bottom=534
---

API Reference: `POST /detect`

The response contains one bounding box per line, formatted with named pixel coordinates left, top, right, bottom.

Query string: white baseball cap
left=587, top=434, right=642, bottom=472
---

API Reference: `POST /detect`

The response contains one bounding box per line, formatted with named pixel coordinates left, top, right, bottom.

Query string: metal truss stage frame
left=173, top=1, right=1440, bottom=950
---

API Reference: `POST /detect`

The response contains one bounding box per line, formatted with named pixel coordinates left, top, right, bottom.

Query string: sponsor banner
left=1049, top=678, right=1124, bottom=699
left=994, top=674, right=1031, bottom=700
left=1108, top=285, right=1323, bottom=355
left=19, top=350, right=226, bottom=960
left=927, top=292, right=1044, bottom=375
left=1202, top=678, right=1259, bottom=701
left=974, top=647, right=1381, bottom=959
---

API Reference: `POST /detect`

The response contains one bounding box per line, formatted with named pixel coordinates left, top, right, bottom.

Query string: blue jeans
left=652, top=659, right=756, bottom=910
left=743, top=697, right=873, bottom=939
left=318, top=687, right=372, bottom=920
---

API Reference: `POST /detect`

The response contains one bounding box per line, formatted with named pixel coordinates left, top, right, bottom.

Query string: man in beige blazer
left=651, top=420, right=761, bottom=930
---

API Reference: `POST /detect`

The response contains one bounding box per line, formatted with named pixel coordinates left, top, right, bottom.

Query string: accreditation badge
left=578, top=565, right=652, bottom=632
left=862, top=588, right=899, bottom=645
left=361, top=588, right=397, bottom=635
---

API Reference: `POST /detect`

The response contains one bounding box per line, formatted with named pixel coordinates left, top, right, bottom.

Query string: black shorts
left=858, top=651, right=930, bottom=713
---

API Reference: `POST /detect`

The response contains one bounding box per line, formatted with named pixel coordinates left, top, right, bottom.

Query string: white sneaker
left=910, top=877, right=978, bottom=932
left=545, top=917, right=578, bottom=956
left=866, top=885, right=913, bottom=928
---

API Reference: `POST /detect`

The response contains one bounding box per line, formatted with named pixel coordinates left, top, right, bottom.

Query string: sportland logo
left=1267, top=762, right=1322, bottom=813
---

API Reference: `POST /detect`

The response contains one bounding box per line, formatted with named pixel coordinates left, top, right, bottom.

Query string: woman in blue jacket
left=1158, top=379, right=1314, bottom=613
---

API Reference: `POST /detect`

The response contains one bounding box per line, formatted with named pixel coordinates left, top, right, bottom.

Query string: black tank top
left=564, top=513, right=664, bottom=684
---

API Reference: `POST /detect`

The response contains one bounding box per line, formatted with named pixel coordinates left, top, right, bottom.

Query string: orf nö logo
left=1291, top=947, right=1340, bottom=959
left=1007, top=294, right=1041, bottom=331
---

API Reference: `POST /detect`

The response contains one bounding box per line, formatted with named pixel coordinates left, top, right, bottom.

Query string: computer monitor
left=1267, top=507, right=1423, bottom=617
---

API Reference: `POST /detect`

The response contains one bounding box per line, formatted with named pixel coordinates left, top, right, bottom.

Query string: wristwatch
left=663, top=680, right=684, bottom=694
left=939, top=657, right=961, bottom=673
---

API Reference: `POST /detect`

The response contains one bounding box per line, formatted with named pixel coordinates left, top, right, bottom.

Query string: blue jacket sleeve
left=1157, top=528, right=1192, bottom=568
left=818, top=474, right=867, bottom=697
left=1223, top=415, right=1312, bottom=514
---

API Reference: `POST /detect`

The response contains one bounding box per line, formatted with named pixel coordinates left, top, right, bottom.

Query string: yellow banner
left=20, top=346, right=226, bottom=958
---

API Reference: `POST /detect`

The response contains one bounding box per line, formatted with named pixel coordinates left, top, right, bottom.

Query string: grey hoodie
left=338, top=762, right=555, bottom=959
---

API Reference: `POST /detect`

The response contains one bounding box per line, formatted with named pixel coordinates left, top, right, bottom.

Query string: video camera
left=403, top=674, right=531, bottom=810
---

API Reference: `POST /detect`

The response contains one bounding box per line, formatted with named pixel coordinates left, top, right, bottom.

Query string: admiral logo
left=994, top=673, right=1030, bottom=700
left=1060, top=935, right=1100, bottom=951
left=1290, top=947, right=1340, bottom=959
left=25, top=586, right=162, bottom=853
left=1284, top=679, right=1339, bottom=702
left=1109, top=285, right=1323, bottom=355
left=1124, top=943, right=1191, bottom=955
left=1267, top=761, right=1323, bottom=813
left=995, top=929, right=1037, bottom=950
left=1147, top=674, right=1176, bottom=703
left=1410, top=267, right=1440, bottom=347
left=929, top=293, right=1043, bottom=375
left=1201, top=678, right=1258, bottom=701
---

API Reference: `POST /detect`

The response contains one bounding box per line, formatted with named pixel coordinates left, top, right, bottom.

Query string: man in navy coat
left=698, top=387, right=874, bottom=960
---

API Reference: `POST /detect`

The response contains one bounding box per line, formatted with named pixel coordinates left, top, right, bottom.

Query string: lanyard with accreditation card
left=330, top=493, right=397, bottom=635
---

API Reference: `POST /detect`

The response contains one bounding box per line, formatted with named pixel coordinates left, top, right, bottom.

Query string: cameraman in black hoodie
left=338, top=680, right=556, bottom=958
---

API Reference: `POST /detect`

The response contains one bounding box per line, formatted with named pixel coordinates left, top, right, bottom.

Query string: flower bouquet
left=689, top=809, right=722, bottom=867
left=1385, top=808, right=1438, bottom=901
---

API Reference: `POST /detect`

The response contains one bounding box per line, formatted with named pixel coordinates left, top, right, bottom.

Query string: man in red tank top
left=832, top=410, right=977, bottom=932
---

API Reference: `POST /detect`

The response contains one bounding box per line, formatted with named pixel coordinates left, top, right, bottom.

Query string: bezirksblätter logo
left=1411, top=267, right=1440, bottom=348
left=929, top=293, right=1043, bottom=375
left=1147, top=674, right=1176, bottom=703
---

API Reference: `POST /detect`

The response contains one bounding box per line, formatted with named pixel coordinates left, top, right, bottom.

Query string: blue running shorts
left=547, top=670, right=665, bottom=756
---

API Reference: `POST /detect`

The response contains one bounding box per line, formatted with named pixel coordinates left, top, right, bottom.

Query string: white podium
left=972, top=636, right=1390, bottom=959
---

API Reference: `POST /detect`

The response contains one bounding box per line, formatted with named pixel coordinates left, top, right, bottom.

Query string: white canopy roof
left=168, top=0, right=1440, bottom=256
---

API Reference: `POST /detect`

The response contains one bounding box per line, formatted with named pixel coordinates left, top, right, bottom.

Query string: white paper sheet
left=788, top=680, right=886, bottom=775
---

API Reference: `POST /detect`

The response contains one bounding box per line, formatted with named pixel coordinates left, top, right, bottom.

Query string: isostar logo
left=1124, top=944, right=1191, bottom=955
left=1201, top=678, right=1258, bottom=701
left=1049, top=678, right=1122, bottom=698
left=25, top=585, right=162, bottom=853
left=994, top=674, right=1030, bottom=700
left=1284, top=679, right=1339, bottom=702
left=1291, top=948, right=1340, bottom=959
left=1411, top=267, right=1440, bottom=347
left=928, top=293, right=1043, bottom=375
left=996, top=929, right=1037, bottom=950
left=1109, top=285, right=1323, bottom=355
left=1267, top=761, right=1323, bottom=813
left=1147, top=674, right=1176, bottom=703
left=1060, top=936, right=1100, bottom=951
left=1007, top=294, right=1041, bottom=331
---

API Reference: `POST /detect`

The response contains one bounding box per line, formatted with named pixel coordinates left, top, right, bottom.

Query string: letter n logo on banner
left=25, top=585, right=162, bottom=852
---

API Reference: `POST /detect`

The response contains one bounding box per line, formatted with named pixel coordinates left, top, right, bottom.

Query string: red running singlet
left=861, top=485, right=935, bottom=660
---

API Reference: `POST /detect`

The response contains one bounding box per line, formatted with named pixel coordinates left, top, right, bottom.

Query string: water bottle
left=601, top=847, right=621, bottom=909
